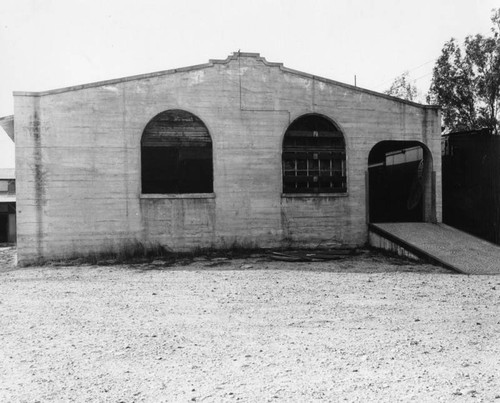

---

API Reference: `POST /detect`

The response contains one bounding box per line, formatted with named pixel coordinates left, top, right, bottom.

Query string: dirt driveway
left=0, top=247, right=499, bottom=402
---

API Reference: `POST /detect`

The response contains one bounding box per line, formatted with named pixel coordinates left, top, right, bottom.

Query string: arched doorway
left=368, top=141, right=434, bottom=223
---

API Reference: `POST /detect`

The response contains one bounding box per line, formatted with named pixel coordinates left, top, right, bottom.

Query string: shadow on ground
left=0, top=246, right=454, bottom=275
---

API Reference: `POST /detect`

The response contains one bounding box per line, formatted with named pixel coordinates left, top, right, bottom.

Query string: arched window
left=282, top=114, right=346, bottom=194
left=141, top=110, right=213, bottom=194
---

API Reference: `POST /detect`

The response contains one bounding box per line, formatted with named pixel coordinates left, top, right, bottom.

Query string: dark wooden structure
left=442, top=129, right=500, bottom=244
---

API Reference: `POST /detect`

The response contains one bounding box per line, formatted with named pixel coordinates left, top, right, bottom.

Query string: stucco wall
left=14, top=53, right=441, bottom=264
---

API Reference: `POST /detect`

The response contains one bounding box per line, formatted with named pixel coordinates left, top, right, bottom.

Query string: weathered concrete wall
left=14, top=53, right=441, bottom=264
left=368, top=230, right=420, bottom=261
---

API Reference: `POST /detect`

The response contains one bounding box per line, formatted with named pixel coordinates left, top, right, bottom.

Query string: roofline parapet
left=13, top=52, right=439, bottom=110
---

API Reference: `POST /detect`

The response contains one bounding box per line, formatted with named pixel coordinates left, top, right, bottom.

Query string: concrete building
left=13, top=52, right=441, bottom=265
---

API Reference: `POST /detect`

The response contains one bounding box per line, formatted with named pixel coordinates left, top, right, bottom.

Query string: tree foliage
left=428, top=8, right=500, bottom=134
left=385, top=71, right=418, bottom=101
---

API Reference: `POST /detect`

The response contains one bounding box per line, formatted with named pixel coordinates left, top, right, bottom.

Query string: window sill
left=282, top=192, right=348, bottom=198
left=140, top=193, right=215, bottom=199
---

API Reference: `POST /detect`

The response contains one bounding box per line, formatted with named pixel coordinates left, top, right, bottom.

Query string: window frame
left=140, top=109, right=214, bottom=195
left=282, top=114, right=347, bottom=196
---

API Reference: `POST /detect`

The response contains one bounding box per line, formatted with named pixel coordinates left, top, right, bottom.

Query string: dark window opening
left=141, top=110, right=213, bottom=194
left=0, top=214, right=7, bottom=243
left=282, top=114, right=346, bottom=193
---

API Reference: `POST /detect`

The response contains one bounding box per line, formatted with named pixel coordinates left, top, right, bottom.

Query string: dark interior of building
left=368, top=141, right=426, bottom=223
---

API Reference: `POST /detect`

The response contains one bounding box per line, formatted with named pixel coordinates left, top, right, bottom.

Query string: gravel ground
left=0, top=247, right=499, bottom=402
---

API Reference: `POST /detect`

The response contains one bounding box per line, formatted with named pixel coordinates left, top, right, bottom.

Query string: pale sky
left=0, top=0, right=498, bottom=118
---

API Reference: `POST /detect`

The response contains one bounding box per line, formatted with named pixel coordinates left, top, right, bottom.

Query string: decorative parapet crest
left=13, top=52, right=438, bottom=109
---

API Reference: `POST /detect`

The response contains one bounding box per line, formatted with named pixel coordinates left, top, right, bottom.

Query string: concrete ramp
left=369, top=223, right=500, bottom=275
